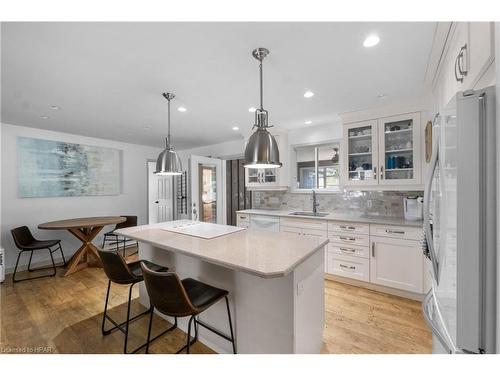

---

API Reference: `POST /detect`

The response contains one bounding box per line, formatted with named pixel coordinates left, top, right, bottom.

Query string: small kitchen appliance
left=403, top=196, right=423, bottom=221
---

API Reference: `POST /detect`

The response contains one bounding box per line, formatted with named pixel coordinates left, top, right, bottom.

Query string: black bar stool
left=10, top=226, right=66, bottom=283
left=141, top=262, right=236, bottom=354
left=101, top=215, right=139, bottom=257
left=97, top=248, right=176, bottom=354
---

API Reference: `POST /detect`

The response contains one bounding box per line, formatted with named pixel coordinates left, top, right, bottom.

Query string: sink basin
left=290, top=211, right=329, bottom=218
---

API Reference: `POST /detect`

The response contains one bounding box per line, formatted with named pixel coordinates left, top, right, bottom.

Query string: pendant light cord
left=167, top=97, right=171, bottom=146
left=259, top=61, right=264, bottom=110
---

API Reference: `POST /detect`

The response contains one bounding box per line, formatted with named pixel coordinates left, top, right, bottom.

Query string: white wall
left=0, top=123, right=162, bottom=271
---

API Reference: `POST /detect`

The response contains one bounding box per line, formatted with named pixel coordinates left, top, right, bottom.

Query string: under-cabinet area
left=236, top=210, right=426, bottom=299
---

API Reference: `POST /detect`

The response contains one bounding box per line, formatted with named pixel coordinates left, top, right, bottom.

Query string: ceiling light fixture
left=177, top=107, right=187, bottom=112
left=154, top=92, right=183, bottom=176
left=50, top=105, right=60, bottom=110
left=232, top=126, right=239, bottom=131
left=244, top=47, right=282, bottom=169
left=305, top=120, right=312, bottom=125
left=304, top=91, right=315, bottom=98
left=40, top=115, right=49, bottom=119
left=248, top=107, right=256, bottom=112
left=363, top=34, right=380, bottom=47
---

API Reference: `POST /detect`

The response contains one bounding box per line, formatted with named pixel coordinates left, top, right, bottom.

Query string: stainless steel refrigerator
left=423, top=86, right=497, bottom=354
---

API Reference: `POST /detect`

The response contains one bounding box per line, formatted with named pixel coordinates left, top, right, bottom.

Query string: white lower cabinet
left=369, top=235, right=424, bottom=294
left=327, top=251, right=370, bottom=282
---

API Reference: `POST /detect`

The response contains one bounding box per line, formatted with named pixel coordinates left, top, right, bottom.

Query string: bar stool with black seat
left=10, top=226, right=66, bottom=283
left=141, top=262, right=236, bottom=354
left=97, top=248, right=177, bottom=354
left=101, top=215, right=139, bottom=257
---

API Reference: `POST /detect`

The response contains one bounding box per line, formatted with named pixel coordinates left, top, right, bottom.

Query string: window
left=294, top=142, right=340, bottom=190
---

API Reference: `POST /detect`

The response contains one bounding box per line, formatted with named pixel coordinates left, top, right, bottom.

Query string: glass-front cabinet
left=342, top=112, right=421, bottom=188
left=344, top=120, right=378, bottom=186
left=246, top=168, right=277, bottom=186
left=378, top=113, right=421, bottom=185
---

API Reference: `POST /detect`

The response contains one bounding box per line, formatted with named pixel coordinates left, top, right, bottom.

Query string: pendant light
left=244, top=48, right=282, bottom=169
left=154, top=92, right=183, bottom=175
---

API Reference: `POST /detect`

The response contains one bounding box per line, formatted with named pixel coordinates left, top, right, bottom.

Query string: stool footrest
left=196, top=319, right=233, bottom=342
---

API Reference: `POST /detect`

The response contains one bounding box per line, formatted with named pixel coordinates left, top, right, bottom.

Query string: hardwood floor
left=0, top=253, right=431, bottom=354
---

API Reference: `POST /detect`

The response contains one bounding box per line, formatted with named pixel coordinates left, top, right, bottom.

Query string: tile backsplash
left=252, top=190, right=423, bottom=218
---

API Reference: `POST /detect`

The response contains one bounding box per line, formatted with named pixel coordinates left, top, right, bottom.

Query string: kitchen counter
left=115, top=221, right=328, bottom=278
left=236, top=209, right=423, bottom=227
left=115, top=221, right=327, bottom=354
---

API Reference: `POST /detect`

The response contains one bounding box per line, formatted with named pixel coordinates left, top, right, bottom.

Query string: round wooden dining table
left=39, top=216, right=126, bottom=276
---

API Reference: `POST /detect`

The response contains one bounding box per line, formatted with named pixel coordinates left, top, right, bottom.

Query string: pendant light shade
left=155, top=92, right=183, bottom=175
left=244, top=48, right=282, bottom=169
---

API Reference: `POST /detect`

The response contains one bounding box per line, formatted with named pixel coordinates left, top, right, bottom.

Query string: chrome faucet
left=312, top=190, right=320, bottom=215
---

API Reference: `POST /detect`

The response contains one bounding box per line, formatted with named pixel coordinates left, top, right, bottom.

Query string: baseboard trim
left=325, top=274, right=425, bottom=301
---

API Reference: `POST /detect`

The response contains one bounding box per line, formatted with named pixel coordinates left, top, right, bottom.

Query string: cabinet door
left=343, top=120, right=379, bottom=186
left=245, top=168, right=260, bottom=186
left=370, top=236, right=424, bottom=293
left=378, top=113, right=421, bottom=185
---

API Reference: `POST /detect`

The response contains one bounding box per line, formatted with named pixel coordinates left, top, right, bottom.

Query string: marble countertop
left=236, top=209, right=423, bottom=227
left=115, top=221, right=329, bottom=279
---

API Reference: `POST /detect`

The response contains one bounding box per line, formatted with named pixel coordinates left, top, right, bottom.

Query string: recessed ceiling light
left=40, top=115, right=49, bottom=119
left=305, top=120, right=312, bottom=125
left=143, top=125, right=151, bottom=130
left=232, top=126, right=239, bottom=131
left=377, top=93, right=388, bottom=100
left=303, top=91, right=315, bottom=98
left=363, top=34, right=380, bottom=48
left=50, top=105, right=60, bottom=110
left=248, top=107, right=256, bottom=112
left=177, top=107, right=187, bottom=112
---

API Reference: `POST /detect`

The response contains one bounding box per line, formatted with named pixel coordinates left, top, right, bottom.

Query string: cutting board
left=159, top=220, right=246, bottom=239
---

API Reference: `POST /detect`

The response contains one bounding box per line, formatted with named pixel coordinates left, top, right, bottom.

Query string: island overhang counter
left=115, top=221, right=328, bottom=354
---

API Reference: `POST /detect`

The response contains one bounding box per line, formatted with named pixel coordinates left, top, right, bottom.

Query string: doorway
left=190, top=155, right=223, bottom=224
left=147, top=160, right=174, bottom=224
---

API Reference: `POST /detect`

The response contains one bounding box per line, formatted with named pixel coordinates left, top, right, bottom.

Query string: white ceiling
left=1, top=22, right=436, bottom=150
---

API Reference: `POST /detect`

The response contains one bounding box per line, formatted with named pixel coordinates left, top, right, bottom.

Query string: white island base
left=137, top=243, right=325, bottom=354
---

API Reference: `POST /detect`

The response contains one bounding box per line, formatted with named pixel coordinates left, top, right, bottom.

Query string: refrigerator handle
left=423, top=134, right=440, bottom=282
left=422, top=290, right=453, bottom=354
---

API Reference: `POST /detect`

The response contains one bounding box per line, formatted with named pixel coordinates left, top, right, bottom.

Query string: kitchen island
left=115, top=220, right=328, bottom=354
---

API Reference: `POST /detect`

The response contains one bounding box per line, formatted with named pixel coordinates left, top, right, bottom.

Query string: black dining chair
left=10, top=226, right=66, bottom=283
left=102, top=215, right=139, bottom=257
left=141, top=262, right=236, bottom=354
left=97, top=248, right=176, bottom=354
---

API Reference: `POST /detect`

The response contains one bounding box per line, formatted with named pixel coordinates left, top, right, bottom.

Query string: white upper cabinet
left=378, top=113, right=421, bottom=186
left=343, top=120, right=379, bottom=186
left=432, top=22, right=495, bottom=107
left=245, top=132, right=289, bottom=190
left=342, top=112, right=422, bottom=189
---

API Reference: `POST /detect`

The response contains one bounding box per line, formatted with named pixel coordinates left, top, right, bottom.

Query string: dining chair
left=101, top=215, right=139, bottom=257
left=10, top=226, right=66, bottom=283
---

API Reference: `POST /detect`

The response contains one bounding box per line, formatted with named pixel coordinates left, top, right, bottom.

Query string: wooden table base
left=64, top=226, right=104, bottom=276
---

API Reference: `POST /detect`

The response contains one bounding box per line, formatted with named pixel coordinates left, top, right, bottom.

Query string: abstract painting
left=17, top=137, right=121, bottom=198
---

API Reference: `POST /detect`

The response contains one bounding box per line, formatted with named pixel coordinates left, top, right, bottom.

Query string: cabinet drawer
left=328, top=221, right=369, bottom=235
left=280, top=225, right=327, bottom=238
left=328, top=232, right=369, bottom=247
left=328, top=243, right=369, bottom=259
left=237, top=213, right=249, bottom=222
left=370, top=224, right=421, bottom=240
left=280, top=217, right=327, bottom=231
left=280, top=225, right=302, bottom=235
left=327, top=253, right=369, bottom=282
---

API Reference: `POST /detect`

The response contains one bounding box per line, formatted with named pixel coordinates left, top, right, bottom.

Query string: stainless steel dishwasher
left=249, top=215, right=280, bottom=232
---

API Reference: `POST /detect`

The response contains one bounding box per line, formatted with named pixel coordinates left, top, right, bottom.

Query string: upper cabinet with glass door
left=344, top=120, right=378, bottom=186
left=378, top=113, right=421, bottom=185
left=342, top=112, right=422, bottom=189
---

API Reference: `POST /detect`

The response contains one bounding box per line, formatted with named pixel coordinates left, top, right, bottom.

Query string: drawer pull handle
left=372, top=242, right=375, bottom=257
left=339, top=247, right=356, bottom=253
left=339, top=264, right=356, bottom=270
left=340, top=225, right=356, bottom=231
left=385, top=229, right=405, bottom=235
left=339, top=236, right=356, bottom=242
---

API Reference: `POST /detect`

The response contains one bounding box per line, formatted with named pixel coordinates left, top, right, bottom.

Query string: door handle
left=154, top=201, right=159, bottom=204
left=422, top=290, right=454, bottom=353
left=372, top=242, right=375, bottom=257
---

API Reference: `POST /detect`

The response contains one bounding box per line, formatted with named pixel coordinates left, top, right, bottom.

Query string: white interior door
left=147, top=161, right=173, bottom=224
left=190, top=155, right=223, bottom=224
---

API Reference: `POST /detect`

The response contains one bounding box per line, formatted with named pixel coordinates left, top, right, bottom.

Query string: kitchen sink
left=290, top=211, right=329, bottom=218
